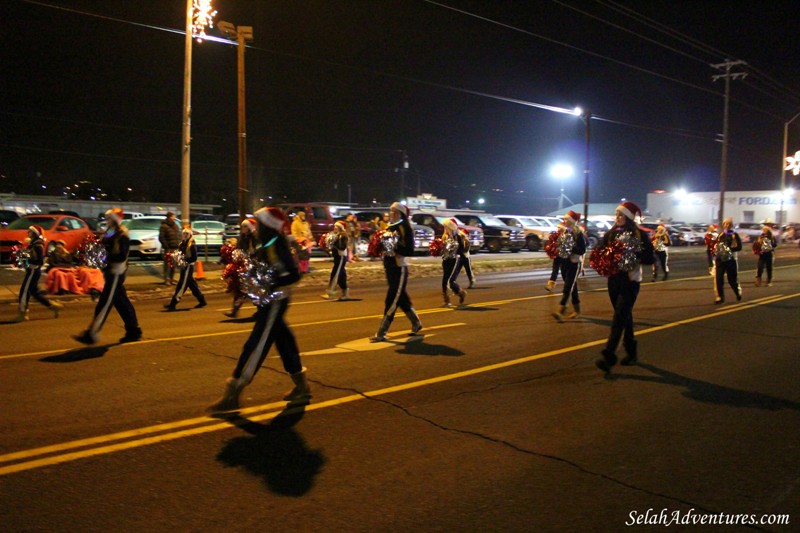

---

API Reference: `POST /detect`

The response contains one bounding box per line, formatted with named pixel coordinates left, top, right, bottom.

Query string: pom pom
left=704, top=232, right=718, bottom=248
left=429, top=237, right=444, bottom=256
left=752, top=236, right=772, bottom=256
left=238, top=257, right=287, bottom=306
left=714, top=241, right=733, bottom=262
left=77, top=235, right=107, bottom=269
left=166, top=250, right=187, bottom=269
left=589, top=230, right=642, bottom=277
left=441, top=237, right=458, bottom=259
left=11, top=245, right=31, bottom=269
left=318, top=232, right=337, bottom=252
left=544, top=232, right=559, bottom=259
left=219, top=242, right=235, bottom=264
left=652, top=235, right=667, bottom=252
left=221, top=248, right=247, bottom=294
left=367, top=230, right=399, bottom=258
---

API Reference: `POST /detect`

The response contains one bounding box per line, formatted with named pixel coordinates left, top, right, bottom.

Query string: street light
left=550, top=163, right=574, bottom=211
left=780, top=111, right=800, bottom=238
left=181, top=0, right=216, bottom=226
left=218, top=20, right=254, bottom=224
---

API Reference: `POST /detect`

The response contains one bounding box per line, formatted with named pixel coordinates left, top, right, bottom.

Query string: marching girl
left=74, top=208, right=142, bottom=344
left=593, top=202, right=654, bottom=373
left=552, top=210, right=587, bottom=321
left=704, top=224, right=718, bottom=275
left=13, top=225, right=63, bottom=322
left=322, top=220, right=351, bottom=300
left=441, top=218, right=468, bottom=307
left=208, top=207, right=310, bottom=412
left=713, top=217, right=743, bottom=304
left=651, top=224, right=671, bottom=281
left=753, top=225, right=777, bottom=287
left=164, top=226, right=207, bottom=311
left=370, top=202, right=422, bottom=342
left=460, top=230, right=477, bottom=289
left=224, top=218, right=257, bottom=318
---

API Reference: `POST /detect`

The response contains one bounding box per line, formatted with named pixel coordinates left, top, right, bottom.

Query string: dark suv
left=410, top=212, right=484, bottom=253
left=351, top=209, right=435, bottom=255
left=452, top=212, right=525, bottom=252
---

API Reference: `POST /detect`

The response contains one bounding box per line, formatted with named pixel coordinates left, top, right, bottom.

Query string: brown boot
left=458, top=289, right=467, bottom=306
left=442, top=291, right=451, bottom=307
left=284, top=368, right=311, bottom=402
left=552, top=305, right=567, bottom=322
left=207, top=377, right=246, bottom=412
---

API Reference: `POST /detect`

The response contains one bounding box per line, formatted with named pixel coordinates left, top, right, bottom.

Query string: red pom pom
left=704, top=233, right=717, bottom=248
left=429, top=237, right=444, bottom=256
left=318, top=232, right=330, bottom=252
left=589, top=239, right=624, bottom=277
left=544, top=231, right=559, bottom=259
left=220, top=243, right=235, bottom=264
left=367, top=230, right=385, bottom=257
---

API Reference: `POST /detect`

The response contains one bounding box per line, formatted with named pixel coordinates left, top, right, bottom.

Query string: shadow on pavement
left=454, top=306, right=498, bottom=312
left=611, top=362, right=800, bottom=412
left=40, top=346, right=109, bottom=363
left=395, top=338, right=464, bottom=357
left=215, top=404, right=325, bottom=497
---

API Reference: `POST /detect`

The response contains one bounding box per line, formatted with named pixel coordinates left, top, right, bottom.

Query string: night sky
left=2, top=0, right=799, bottom=215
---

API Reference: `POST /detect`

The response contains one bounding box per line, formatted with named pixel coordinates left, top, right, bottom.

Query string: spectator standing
left=290, top=211, right=313, bottom=274
left=159, top=212, right=181, bottom=284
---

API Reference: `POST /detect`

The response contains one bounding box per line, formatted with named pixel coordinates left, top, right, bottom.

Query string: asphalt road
left=1, top=248, right=799, bottom=532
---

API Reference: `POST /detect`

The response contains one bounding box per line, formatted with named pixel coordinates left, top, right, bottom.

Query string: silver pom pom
left=325, top=232, right=337, bottom=250
left=381, top=232, right=399, bottom=257
left=442, top=237, right=459, bottom=259
left=758, top=238, right=773, bottom=254
left=82, top=241, right=107, bottom=269
left=239, top=258, right=287, bottom=307
left=556, top=231, right=575, bottom=259
left=715, top=241, right=733, bottom=262
left=169, top=250, right=187, bottom=269
left=617, top=231, right=643, bottom=272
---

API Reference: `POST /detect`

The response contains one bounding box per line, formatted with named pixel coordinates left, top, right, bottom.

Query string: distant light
left=550, top=163, right=574, bottom=179
left=674, top=188, right=687, bottom=199
left=400, top=200, right=408, bottom=206
left=41, top=185, right=46, bottom=189
left=127, top=187, right=132, bottom=192
left=572, top=107, right=583, bottom=116
left=477, top=198, right=485, bottom=205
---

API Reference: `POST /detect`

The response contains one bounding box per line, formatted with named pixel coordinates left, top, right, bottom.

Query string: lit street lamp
left=780, top=111, right=800, bottom=238
left=574, top=108, right=592, bottom=222
left=550, top=163, right=574, bottom=211
left=218, top=20, right=254, bottom=224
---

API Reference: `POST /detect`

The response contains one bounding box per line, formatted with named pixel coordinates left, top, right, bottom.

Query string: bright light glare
left=192, top=0, right=217, bottom=42
left=477, top=198, right=485, bottom=205
left=572, top=107, right=583, bottom=116
left=550, top=163, right=574, bottom=179
left=674, top=188, right=687, bottom=198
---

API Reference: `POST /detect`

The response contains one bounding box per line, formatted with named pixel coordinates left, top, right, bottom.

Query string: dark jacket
left=387, top=217, right=414, bottom=257
left=255, top=234, right=300, bottom=288
left=159, top=219, right=181, bottom=251
left=27, top=237, right=46, bottom=268
left=179, top=237, right=198, bottom=264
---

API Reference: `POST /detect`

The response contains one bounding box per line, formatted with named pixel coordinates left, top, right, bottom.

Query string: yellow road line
left=1, top=292, right=796, bottom=476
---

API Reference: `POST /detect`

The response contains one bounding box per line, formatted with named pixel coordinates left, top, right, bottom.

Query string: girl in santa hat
left=13, top=225, right=63, bottom=322
left=594, top=201, right=655, bottom=373
left=754, top=225, right=777, bottom=287
left=208, top=207, right=310, bottom=412
left=370, top=202, right=422, bottom=341
left=703, top=224, right=718, bottom=275
left=552, top=210, right=587, bottom=321
left=651, top=224, right=671, bottom=281
left=322, top=220, right=351, bottom=300
left=440, top=218, right=468, bottom=307
left=74, top=208, right=142, bottom=344
left=163, top=226, right=207, bottom=311
left=223, top=217, right=258, bottom=318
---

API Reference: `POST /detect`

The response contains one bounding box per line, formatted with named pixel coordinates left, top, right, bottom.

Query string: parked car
left=0, top=213, right=93, bottom=263
left=410, top=212, right=484, bottom=253
left=223, top=212, right=254, bottom=240
left=351, top=209, right=436, bottom=255
left=673, top=225, right=703, bottom=245
left=451, top=212, right=525, bottom=252
left=736, top=222, right=781, bottom=243
left=123, top=215, right=181, bottom=260
left=0, top=209, right=20, bottom=228
left=191, top=220, right=225, bottom=252
left=496, top=215, right=553, bottom=251
left=278, top=203, right=352, bottom=241
left=639, top=223, right=686, bottom=245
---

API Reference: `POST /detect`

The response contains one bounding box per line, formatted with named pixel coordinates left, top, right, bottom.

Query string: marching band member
left=594, top=202, right=654, bottom=373
left=224, top=218, right=257, bottom=318
left=322, top=220, right=350, bottom=300
left=754, top=225, right=777, bottom=287
left=651, top=224, right=671, bottom=281
left=74, top=208, right=142, bottom=344
left=164, top=226, right=207, bottom=311
left=704, top=224, right=718, bottom=275
left=370, top=202, right=422, bottom=341
left=552, top=210, right=587, bottom=321
left=208, top=207, right=310, bottom=412
left=13, top=225, right=62, bottom=322
left=713, top=217, right=743, bottom=304
left=441, top=218, right=468, bottom=307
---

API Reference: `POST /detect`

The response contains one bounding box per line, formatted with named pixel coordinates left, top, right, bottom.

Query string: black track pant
left=88, top=270, right=140, bottom=338
left=757, top=252, right=773, bottom=282
left=232, top=298, right=301, bottom=383
left=559, top=260, right=580, bottom=306
left=714, top=259, right=740, bottom=301
left=605, top=273, right=640, bottom=354
left=328, top=252, right=348, bottom=291
left=169, top=264, right=205, bottom=306
left=442, top=257, right=463, bottom=293
left=18, top=267, right=51, bottom=312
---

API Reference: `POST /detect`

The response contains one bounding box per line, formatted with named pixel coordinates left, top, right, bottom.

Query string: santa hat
left=28, top=225, right=46, bottom=237
left=181, top=225, right=193, bottom=238
left=240, top=218, right=256, bottom=231
left=255, top=207, right=288, bottom=231
left=616, top=201, right=642, bottom=222
left=708, top=224, right=718, bottom=231
left=565, top=210, right=581, bottom=225
left=443, top=218, right=458, bottom=231
left=105, top=208, right=124, bottom=224
left=390, top=202, right=409, bottom=218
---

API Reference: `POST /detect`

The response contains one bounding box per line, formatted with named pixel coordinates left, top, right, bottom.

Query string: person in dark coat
left=754, top=225, right=777, bottom=287
left=13, top=225, right=62, bottom=322
left=159, top=212, right=181, bottom=284
left=713, top=217, right=743, bottom=304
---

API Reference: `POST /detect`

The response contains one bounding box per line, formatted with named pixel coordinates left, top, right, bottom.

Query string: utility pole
left=711, top=60, right=747, bottom=225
